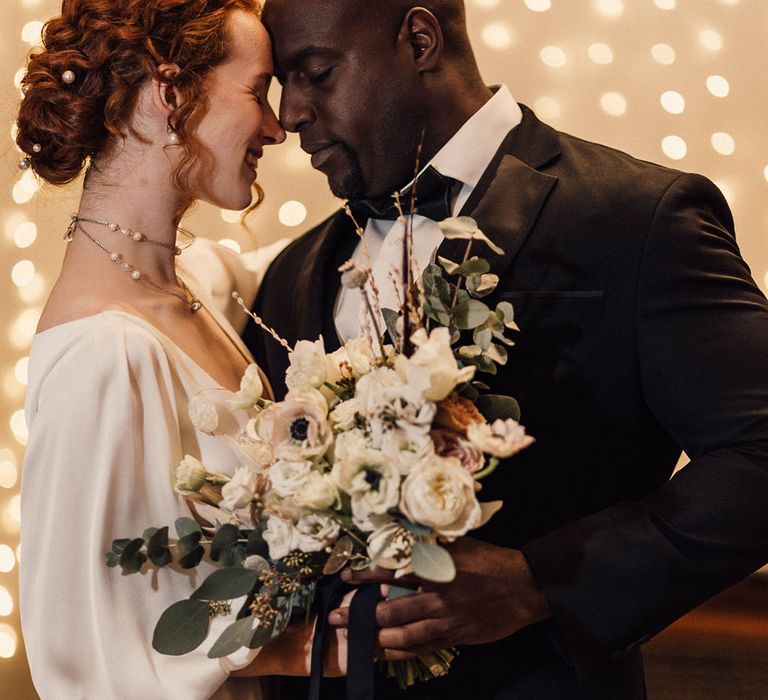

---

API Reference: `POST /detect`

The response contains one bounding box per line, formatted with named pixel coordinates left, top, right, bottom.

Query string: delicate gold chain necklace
left=65, top=214, right=203, bottom=312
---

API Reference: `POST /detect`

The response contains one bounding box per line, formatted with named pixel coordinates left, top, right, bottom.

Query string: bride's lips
left=303, top=142, right=342, bottom=171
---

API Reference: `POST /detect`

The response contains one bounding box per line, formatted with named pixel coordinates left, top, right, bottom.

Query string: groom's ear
left=401, top=8, right=443, bottom=71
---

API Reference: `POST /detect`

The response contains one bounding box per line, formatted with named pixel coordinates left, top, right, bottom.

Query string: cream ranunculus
left=268, top=459, right=313, bottom=498
left=187, top=397, right=219, bottom=434
left=230, top=364, right=264, bottom=410
left=354, top=366, right=410, bottom=418
left=174, top=455, right=210, bottom=494
left=399, top=327, right=476, bottom=401
left=293, top=470, right=340, bottom=510
left=219, top=466, right=261, bottom=511
left=294, top=513, right=341, bottom=553
left=344, top=337, right=376, bottom=376
left=254, top=387, right=332, bottom=460
left=379, top=427, right=435, bottom=475
left=466, top=418, right=535, bottom=458
left=329, top=397, right=361, bottom=432
left=367, top=521, right=415, bottom=571
left=262, top=515, right=297, bottom=560
left=399, top=455, right=481, bottom=540
left=285, top=338, right=328, bottom=391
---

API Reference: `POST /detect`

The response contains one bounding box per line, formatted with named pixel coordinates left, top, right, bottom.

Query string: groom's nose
left=279, top=85, right=314, bottom=133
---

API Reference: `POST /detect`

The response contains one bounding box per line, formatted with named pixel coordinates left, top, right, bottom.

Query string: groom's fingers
left=376, top=618, right=449, bottom=651
left=328, top=591, right=443, bottom=628
left=341, top=567, right=419, bottom=586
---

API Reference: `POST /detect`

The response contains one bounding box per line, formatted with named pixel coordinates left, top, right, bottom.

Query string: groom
left=245, top=0, right=768, bottom=697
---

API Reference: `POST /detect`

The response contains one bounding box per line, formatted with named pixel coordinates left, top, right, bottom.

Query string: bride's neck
left=71, top=149, right=188, bottom=284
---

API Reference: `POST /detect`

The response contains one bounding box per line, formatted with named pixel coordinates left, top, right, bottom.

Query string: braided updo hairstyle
left=16, top=0, right=262, bottom=196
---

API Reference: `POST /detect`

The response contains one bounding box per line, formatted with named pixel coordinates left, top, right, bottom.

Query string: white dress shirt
left=334, top=85, right=523, bottom=343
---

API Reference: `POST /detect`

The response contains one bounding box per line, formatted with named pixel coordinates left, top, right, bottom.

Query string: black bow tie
left=348, top=166, right=458, bottom=222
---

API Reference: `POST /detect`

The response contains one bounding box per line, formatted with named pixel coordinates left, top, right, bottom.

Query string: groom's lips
left=303, top=142, right=342, bottom=171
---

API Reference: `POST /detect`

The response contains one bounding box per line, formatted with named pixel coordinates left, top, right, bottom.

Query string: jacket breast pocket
left=497, top=290, right=605, bottom=321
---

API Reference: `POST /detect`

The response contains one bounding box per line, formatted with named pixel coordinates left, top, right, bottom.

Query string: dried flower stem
left=450, top=239, right=475, bottom=308
left=232, top=292, right=294, bottom=353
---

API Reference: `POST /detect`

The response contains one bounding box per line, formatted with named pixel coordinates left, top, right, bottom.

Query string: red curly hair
left=16, top=0, right=263, bottom=206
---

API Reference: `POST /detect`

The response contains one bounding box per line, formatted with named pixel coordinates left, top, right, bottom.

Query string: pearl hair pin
left=32, top=144, right=42, bottom=153
left=61, top=70, right=76, bottom=85
left=18, top=156, right=31, bottom=170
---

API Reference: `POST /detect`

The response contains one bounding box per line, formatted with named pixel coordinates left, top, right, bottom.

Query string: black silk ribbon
left=307, top=576, right=380, bottom=700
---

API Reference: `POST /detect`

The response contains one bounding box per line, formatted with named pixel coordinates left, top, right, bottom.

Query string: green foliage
left=192, top=568, right=259, bottom=601
left=211, top=524, right=241, bottom=564
left=147, top=526, right=172, bottom=567
left=411, top=541, right=456, bottom=583
left=323, top=535, right=353, bottom=575
left=175, top=517, right=202, bottom=539
left=106, top=538, right=131, bottom=568
left=177, top=531, right=204, bottom=569
left=152, top=599, right=210, bottom=656
left=475, top=394, right=521, bottom=422
left=119, top=537, right=147, bottom=574
left=207, top=616, right=256, bottom=658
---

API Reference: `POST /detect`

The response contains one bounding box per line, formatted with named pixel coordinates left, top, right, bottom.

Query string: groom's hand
left=327, top=537, right=551, bottom=660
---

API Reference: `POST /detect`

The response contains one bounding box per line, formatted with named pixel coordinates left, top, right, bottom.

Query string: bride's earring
left=167, top=125, right=179, bottom=145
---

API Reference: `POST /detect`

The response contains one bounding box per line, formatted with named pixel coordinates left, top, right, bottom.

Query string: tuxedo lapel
left=437, top=105, right=561, bottom=278
left=292, top=211, right=359, bottom=351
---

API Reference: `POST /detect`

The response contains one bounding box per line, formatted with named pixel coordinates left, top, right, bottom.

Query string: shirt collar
left=426, top=84, right=522, bottom=191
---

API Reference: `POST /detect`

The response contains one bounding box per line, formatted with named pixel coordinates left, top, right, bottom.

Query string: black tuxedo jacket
left=244, top=106, right=768, bottom=699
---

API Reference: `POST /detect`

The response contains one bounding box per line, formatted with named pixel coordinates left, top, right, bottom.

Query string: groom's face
left=263, top=0, right=425, bottom=199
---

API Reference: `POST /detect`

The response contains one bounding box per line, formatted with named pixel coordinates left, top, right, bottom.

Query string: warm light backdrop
left=1, top=0, right=766, bottom=696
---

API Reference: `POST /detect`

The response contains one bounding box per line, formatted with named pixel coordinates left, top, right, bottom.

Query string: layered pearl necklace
left=65, top=214, right=202, bottom=312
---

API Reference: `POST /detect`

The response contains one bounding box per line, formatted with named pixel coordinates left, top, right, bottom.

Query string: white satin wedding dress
left=20, top=240, right=287, bottom=700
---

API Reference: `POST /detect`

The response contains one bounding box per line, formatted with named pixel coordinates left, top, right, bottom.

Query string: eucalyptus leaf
left=411, top=541, right=456, bottom=583
left=323, top=535, right=354, bottom=575
left=245, top=530, right=268, bottom=557
left=475, top=394, right=521, bottom=422
left=438, top=216, right=479, bottom=240
left=495, top=301, right=517, bottom=329
left=106, top=538, right=131, bottom=567
left=211, top=524, right=241, bottom=562
left=192, top=568, right=259, bottom=601
left=177, top=531, right=204, bottom=570
left=387, top=584, right=419, bottom=600
left=457, top=257, right=490, bottom=276
left=473, top=327, right=493, bottom=352
left=396, top=518, right=434, bottom=537
left=458, top=344, right=482, bottom=359
left=119, top=538, right=147, bottom=575
left=485, top=343, right=508, bottom=366
left=143, top=527, right=159, bottom=545
left=451, top=299, right=491, bottom=330
left=467, top=273, right=499, bottom=298
left=207, top=616, right=255, bottom=658
left=437, top=256, right=461, bottom=276
left=382, top=308, right=401, bottom=344
left=175, top=517, right=202, bottom=539
left=478, top=500, right=504, bottom=528
left=423, top=263, right=443, bottom=278
left=247, top=617, right=287, bottom=649
left=423, top=296, right=452, bottom=326
left=148, top=526, right=172, bottom=567
left=152, top=599, right=210, bottom=656
left=422, top=273, right=452, bottom=304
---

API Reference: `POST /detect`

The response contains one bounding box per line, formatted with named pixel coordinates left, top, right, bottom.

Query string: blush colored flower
left=219, top=466, right=261, bottom=511
left=254, top=387, right=332, bottom=461
left=293, top=470, right=340, bottom=510
left=295, top=514, right=341, bottom=553
left=262, top=515, right=297, bottom=560
left=431, top=429, right=485, bottom=475
left=268, top=459, right=313, bottom=498
left=466, top=419, right=534, bottom=458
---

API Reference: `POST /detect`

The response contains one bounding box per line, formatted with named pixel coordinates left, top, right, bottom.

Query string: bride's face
left=188, top=10, right=285, bottom=211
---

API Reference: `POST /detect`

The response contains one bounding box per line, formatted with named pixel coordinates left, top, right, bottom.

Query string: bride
left=16, top=1, right=343, bottom=697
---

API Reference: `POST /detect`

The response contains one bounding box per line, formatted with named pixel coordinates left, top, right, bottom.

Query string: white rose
left=230, top=364, right=264, bottom=410
left=262, top=515, right=297, bottom=560
left=188, top=397, right=219, bottom=434
left=399, top=455, right=481, bottom=540
left=400, top=327, right=476, bottom=401
left=293, top=470, right=340, bottom=510
left=294, top=514, right=341, bottom=553
left=367, top=522, right=415, bottom=571
left=354, top=366, right=409, bottom=417
left=254, top=387, right=332, bottom=460
left=268, top=459, right=313, bottom=498
left=344, top=337, right=375, bottom=375
left=379, top=428, right=435, bottom=475
left=174, top=455, right=209, bottom=494
left=286, top=338, right=328, bottom=391
left=466, top=418, right=535, bottom=458
left=333, top=429, right=369, bottom=463
left=329, top=397, right=361, bottom=432
left=219, top=466, right=260, bottom=511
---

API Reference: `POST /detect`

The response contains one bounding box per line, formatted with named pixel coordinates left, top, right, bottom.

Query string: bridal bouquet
left=109, top=211, right=533, bottom=686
